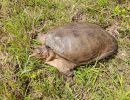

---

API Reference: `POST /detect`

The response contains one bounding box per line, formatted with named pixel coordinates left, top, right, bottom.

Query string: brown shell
left=45, top=22, right=117, bottom=64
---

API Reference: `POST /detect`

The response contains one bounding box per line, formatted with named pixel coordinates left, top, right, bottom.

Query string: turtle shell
left=44, top=22, right=117, bottom=64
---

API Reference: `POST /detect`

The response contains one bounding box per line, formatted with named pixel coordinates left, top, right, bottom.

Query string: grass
left=0, top=0, right=130, bottom=99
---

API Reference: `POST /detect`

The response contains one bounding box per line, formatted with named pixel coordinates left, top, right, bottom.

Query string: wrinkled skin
left=32, top=22, right=118, bottom=76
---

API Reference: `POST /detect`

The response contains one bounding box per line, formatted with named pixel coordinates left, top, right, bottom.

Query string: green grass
left=0, top=0, right=130, bottom=99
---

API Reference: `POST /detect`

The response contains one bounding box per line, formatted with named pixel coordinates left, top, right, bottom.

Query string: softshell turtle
left=32, top=22, right=118, bottom=76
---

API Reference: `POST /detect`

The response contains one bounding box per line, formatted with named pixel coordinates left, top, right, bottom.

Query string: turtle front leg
left=45, top=58, right=76, bottom=76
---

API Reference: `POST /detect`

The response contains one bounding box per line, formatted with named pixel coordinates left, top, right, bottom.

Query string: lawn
left=0, top=0, right=130, bottom=100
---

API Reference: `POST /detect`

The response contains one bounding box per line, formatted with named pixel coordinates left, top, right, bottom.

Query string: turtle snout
left=30, top=48, right=41, bottom=57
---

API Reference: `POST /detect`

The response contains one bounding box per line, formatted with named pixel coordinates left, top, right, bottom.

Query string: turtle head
left=30, top=45, right=49, bottom=60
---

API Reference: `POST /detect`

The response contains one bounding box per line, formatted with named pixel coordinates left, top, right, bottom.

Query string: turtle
left=31, top=22, right=118, bottom=76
